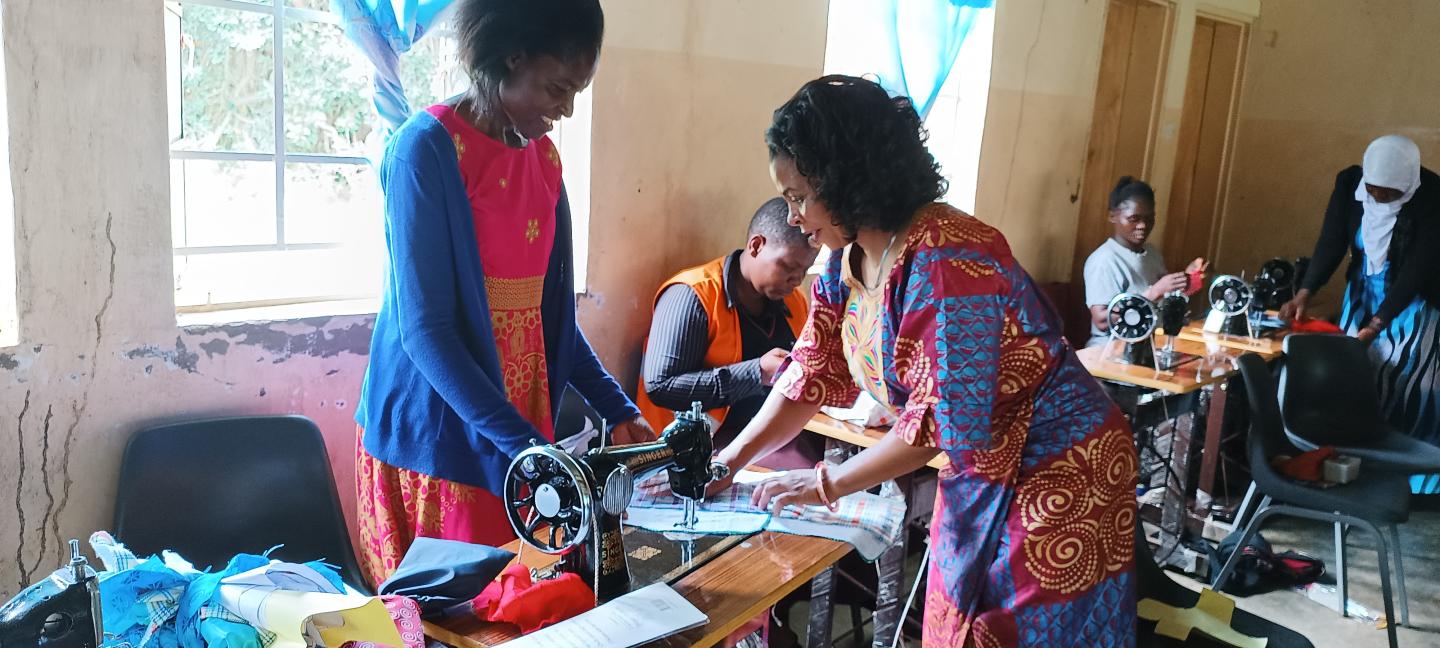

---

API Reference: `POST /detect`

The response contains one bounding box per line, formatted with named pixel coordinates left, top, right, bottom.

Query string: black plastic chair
left=1279, top=333, right=1440, bottom=473
left=1137, top=524, right=1313, bottom=647
left=113, top=415, right=369, bottom=592
left=1220, top=354, right=1408, bottom=647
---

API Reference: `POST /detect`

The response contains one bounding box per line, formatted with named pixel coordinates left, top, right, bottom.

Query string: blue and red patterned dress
left=777, top=204, right=1138, bottom=646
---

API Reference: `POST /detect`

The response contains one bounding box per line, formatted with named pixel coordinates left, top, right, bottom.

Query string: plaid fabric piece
left=628, top=470, right=905, bottom=559
left=197, top=606, right=277, bottom=647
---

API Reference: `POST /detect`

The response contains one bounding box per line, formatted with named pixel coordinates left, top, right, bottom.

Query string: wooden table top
left=804, top=413, right=950, bottom=470
left=424, top=531, right=851, bottom=647
left=1075, top=334, right=1256, bottom=393
left=1176, top=321, right=1287, bottom=357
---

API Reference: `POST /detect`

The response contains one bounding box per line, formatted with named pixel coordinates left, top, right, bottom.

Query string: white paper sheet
left=499, top=583, right=706, bottom=648
left=221, top=561, right=343, bottom=593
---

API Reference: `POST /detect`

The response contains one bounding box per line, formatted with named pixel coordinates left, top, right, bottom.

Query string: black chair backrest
left=1237, top=353, right=1301, bottom=493
left=113, top=416, right=368, bottom=591
left=1280, top=334, right=1382, bottom=443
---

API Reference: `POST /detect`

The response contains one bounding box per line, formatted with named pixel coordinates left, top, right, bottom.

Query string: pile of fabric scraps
left=88, top=531, right=419, bottom=648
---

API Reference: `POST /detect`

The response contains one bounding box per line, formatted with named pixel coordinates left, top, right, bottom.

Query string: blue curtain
left=861, top=0, right=993, bottom=119
left=332, top=0, right=457, bottom=132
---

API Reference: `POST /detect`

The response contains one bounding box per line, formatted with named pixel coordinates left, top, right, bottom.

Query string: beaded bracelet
left=813, top=461, right=839, bottom=512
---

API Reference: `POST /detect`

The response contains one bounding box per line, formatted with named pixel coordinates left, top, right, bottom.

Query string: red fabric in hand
left=471, top=564, right=595, bottom=633
left=1273, top=446, right=1335, bottom=482
left=1290, top=318, right=1343, bottom=334
left=1185, top=269, right=1205, bottom=296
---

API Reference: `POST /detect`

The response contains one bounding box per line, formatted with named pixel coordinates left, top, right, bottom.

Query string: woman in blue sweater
left=354, top=0, right=653, bottom=582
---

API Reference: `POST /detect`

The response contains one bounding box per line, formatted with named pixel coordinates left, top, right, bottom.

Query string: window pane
left=171, top=159, right=277, bottom=248
left=284, top=163, right=382, bottom=245
left=172, top=4, right=275, bottom=153
left=286, top=0, right=329, bottom=10
left=174, top=247, right=384, bottom=308
left=283, top=18, right=377, bottom=156
left=400, top=28, right=466, bottom=110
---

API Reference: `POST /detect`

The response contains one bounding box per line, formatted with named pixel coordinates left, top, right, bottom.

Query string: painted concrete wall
left=976, top=0, right=1260, bottom=283
left=0, top=1, right=376, bottom=600
left=576, top=0, right=831, bottom=390
left=0, top=0, right=831, bottom=598
left=1215, top=0, right=1440, bottom=313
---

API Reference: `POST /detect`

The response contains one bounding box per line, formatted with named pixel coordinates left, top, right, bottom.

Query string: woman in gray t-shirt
left=1083, top=177, right=1206, bottom=347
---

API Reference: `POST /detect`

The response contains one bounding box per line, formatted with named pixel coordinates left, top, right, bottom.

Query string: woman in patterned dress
left=354, top=0, right=654, bottom=584
left=710, top=76, right=1138, bottom=646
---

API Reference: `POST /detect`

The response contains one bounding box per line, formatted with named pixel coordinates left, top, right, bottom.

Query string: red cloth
left=1185, top=268, right=1205, bottom=296
left=471, top=564, right=595, bottom=633
left=1273, top=446, right=1336, bottom=482
left=1290, top=318, right=1343, bottom=334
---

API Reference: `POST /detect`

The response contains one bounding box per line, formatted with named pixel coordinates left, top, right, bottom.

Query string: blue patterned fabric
left=1341, top=228, right=1440, bottom=493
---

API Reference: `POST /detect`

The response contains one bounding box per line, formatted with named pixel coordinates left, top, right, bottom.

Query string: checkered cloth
left=625, top=469, right=905, bottom=560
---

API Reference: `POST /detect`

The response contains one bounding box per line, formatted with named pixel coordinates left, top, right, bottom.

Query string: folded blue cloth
left=377, top=538, right=514, bottom=615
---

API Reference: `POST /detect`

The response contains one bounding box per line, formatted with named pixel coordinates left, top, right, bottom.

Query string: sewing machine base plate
left=536, top=527, right=756, bottom=595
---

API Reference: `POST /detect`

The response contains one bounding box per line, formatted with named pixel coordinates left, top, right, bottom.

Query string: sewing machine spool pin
left=0, top=538, right=103, bottom=648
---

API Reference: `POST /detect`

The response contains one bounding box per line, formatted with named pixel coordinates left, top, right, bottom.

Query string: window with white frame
left=823, top=2, right=995, bottom=213
left=166, top=0, right=593, bottom=311
left=164, top=0, right=465, bottom=312
left=810, top=5, right=993, bottom=274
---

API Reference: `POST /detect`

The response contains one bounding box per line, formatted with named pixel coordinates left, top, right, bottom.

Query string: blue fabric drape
left=860, top=0, right=993, bottom=118
left=332, top=0, right=457, bottom=131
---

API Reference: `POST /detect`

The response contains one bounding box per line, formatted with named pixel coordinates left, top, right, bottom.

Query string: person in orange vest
left=636, top=197, right=822, bottom=469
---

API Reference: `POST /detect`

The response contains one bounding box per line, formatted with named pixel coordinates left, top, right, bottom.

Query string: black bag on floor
left=1209, top=531, right=1325, bottom=596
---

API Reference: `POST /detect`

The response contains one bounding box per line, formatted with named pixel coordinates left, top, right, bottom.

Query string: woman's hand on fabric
left=610, top=416, right=658, bottom=445
left=750, top=469, right=825, bottom=516
left=1278, top=289, right=1312, bottom=322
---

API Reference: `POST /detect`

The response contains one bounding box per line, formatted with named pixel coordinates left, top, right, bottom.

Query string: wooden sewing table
left=424, top=521, right=850, bottom=648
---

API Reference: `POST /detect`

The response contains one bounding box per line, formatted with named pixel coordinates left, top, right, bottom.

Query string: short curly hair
left=454, top=0, right=604, bottom=100
left=765, top=75, right=947, bottom=237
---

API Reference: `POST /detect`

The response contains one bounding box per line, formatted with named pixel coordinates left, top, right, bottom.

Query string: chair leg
left=1334, top=521, right=1348, bottom=618
left=1390, top=524, right=1409, bottom=627
left=1366, top=523, right=1399, bottom=648
left=1212, top=503, right=1278, bottom=592
left=1232, top=505, right=1398, bottom=648
left=1233, top=481, right=1257, bottom=529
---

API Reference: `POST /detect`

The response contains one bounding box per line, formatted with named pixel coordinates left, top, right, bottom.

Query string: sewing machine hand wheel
left=1107, top=293, right=1156, bottom=342
left=1208, top=274, right=1252, bottom=316
left=504, top=446, right=593, bottom=554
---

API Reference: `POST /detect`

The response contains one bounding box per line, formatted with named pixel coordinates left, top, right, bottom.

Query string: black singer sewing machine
left=0, top=540, right=103, bottom=648
left=1106, top=292, right=1158, bottom=368
left=503, top=403, right=730, bottom=603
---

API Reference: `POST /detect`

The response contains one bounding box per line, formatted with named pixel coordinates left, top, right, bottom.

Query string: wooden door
left=1164, top=16, right=1247, bottom=271
left=1065, top=0, right=1174, bottom=345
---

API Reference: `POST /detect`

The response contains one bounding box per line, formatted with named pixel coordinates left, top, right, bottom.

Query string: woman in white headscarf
left=1280, top=134, right=1440, bottom=491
